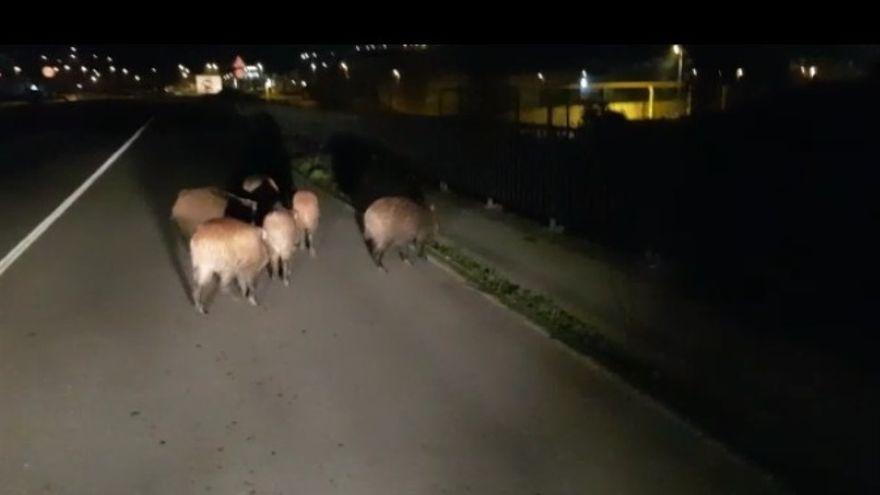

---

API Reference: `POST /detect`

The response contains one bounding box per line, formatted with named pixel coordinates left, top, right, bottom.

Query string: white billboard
left=195, top=74, right=223, bottom=95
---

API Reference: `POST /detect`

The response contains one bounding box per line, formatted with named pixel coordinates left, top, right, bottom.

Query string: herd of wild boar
left=170, top=175, right=438, bottom=314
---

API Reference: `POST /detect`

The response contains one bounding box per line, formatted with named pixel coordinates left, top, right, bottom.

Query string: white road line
left=0, top=119, right=152, bottom=278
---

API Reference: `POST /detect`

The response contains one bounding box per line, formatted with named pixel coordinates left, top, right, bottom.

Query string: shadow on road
left=132, top=102, right=293, bottom=304
left=321, top=132, right=426, bottom=259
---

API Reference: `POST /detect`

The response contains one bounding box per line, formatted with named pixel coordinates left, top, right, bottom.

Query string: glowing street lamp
left=537, top=72, right=545, bottom=83
left=13, top=66, right=22, bottom=75
left=736, top=67, right=744, bottom=80
left=672, top=44, right=684, bottom=88
left=809, top=65, right=818, bottom=79
left=340, top=61, right=349, bottom=78
left=392, top=68, right=401, bottom=82
left=310, top=62, right=317, bottom=73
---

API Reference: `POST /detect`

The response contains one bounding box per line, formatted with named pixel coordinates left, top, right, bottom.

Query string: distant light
left=121, top=67, right=129, bottom=75
left=151, top=67, right=157, bottom=73
left=311, top=52, right=317, bottom=58
left=109, top=65, right=116, bottom=73
left=107, top=56, right=113, bottom=63
left=392, top=68, right=401, bottom=81
left=355, top=45, right=360, bottom=52
left=580, top=69, right=587, bottom=78
left=178, top=63, right=185, bottom=70
left=340, top=61, right=348, bottom=71
left=382, top=44, right=387, bottom=49
left=76, top=83, right=83, bottom=89
left=809, top=65, right=817, bottom=79
left=63, top=65, right=71, bottom=71
left=92, top=54, right=98, bottom=59
left=537, top=72, right=545, bottom=82
left=672, top=44, right=682, bottom=55
left=29, top=84, right=38, bottom=91
left=300, top=80, right=308, bottom=88
left=579, top=75, right=589, bottom=91
left=310, top=62, right=317, bottom=72
left=70, top=53, right=77, bottom=60
left=800, top=65, right=806, bottom=75
left=257, top=62, right=263, bottom=71
left=321, top=61, right=327, bottom=68
left=735, top=67, right=744, bottom=80
left=13, top=66, right=22, bottom=75
left=40, top=54, right=48, bottom=61
left=265, top=78, right=273, bottom=89
left=80, top=66, right=87, bottom=73
left=301, top=52, right=308, bottom=59
left=134, top=75, right=141, bottom=82
left=90, top=75, right=98, bottom=83
left=70, top=46, right=77, bottom=52
left=691, top=68, right=698, bottom=77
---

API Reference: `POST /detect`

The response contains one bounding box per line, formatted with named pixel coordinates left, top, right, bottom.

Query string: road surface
left=0, top=101, right=783, bottom=494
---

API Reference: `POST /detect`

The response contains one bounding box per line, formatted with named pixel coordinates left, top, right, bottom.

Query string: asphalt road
left=0, top=101, right=783, bottom=494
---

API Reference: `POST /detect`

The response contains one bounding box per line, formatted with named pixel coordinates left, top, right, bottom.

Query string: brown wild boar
left=170, top=187, right=256, bottom=239
left=190, top=217, right=270, bottom=314
left=292, top=190, right=320, bottom=257
left=363, top=196, right=438, bottom=272
left=262, top=207, right=302, bottom=287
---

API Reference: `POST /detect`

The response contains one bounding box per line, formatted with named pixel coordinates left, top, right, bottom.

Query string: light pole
left=672, top=44, right=683, bottom=90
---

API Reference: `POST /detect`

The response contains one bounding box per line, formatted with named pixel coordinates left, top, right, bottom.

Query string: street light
left=809, top=65, right=818, bottom=79
left=736, top=67, right=744, bottom=80
left=340, top=61, right=349, bottom=78
left=392, top=68, right=401, bottom=82
left=672, top=44, right=683, bottom=83
left=537, top=72, right=545, bottom=82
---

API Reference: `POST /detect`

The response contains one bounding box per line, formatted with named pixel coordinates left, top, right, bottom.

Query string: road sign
left=232, top=56, right=246, bottom=80
left=196, top=74, right=222, bottom=94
